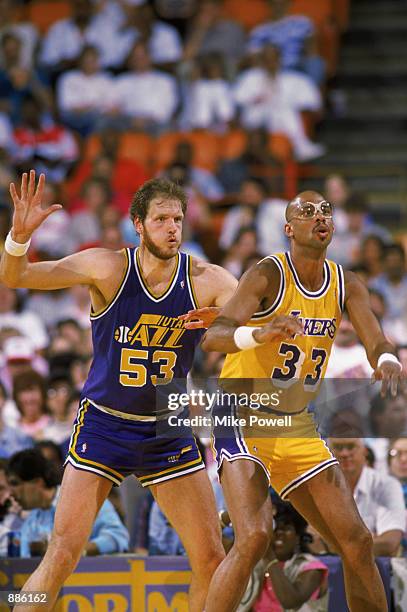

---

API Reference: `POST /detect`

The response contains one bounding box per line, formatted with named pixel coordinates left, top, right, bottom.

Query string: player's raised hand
left=372, top=359, right=404, bottom=397
left=253, top=315, right=304, bottom=344
left=9, top=170, right=62, bottom=242
left=179, top=307, right=221, bottom=329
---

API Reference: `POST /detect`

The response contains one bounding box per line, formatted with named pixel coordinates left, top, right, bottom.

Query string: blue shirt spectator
left=20, top=487, right=129, bottom=557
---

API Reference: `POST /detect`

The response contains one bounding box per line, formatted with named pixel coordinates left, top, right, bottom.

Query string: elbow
left=201, top=331, right=214, bottom=353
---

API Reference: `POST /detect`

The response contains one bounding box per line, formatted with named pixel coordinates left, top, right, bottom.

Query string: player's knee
left=339, top=524, right=374, bottom=563
left=190, top=544, right=225, bottom=580
left=234, top=525, right=270, bottom=563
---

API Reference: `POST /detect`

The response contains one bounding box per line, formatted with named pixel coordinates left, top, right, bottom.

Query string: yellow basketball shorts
left=212, top=406, right=338, bottom=499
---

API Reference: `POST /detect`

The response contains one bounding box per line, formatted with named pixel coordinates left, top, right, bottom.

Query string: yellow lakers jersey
left=220, top=252, right=345, bottom=412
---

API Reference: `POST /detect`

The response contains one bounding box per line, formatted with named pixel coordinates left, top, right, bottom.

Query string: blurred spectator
left=13, top=370, right=50, bottom=441
left=114, top=1, right=183, bottom=70
left=35, top=440, right=64, bottom=468
left=326, top=315, right=373, bottom=379
left=370, top=244, right=407, bottom=339
left=0, top=111, right=14, bottom=157
left=217, top=128, right=278, bottom=194
left=323, top=173, right=350, bottom=234
left=359, top=234, right=385, bottom=283
left=56, top=45, right=115, bottom=137
left=148, top=500, right=185, bottom=555
left=6, top=449, right=129, bottom=556
left=368, top=287, right=404, bottom=345
left=153, top=0, right=198, bottom=38
left=183, top=0, right=246, bottom=76
left=240, top=501, right=328, bottom=611
left=388, top=438, right=407, bottom=556
left=30, top=182, right=75, bottom=259
left=335, top=193, right=391, bottom=267
left=0, top=380, right=33, bottom=458
left=12, top=95, right=79, bottom=183
left=111, top=42, right=178, bottom=133
left=39, top=0, right=122, bottom=75
left=44, top=372, right=74, bottom=445
left=388, top=438, right=407, bottom=503
left=0, top=458, right=23, bottom=556
left=370, top=392, right=407, bottom=440
left=67, top=130, right=149, bottom=216
left=300, top=33, right=326, bottom=86
left=220, top=177, right=287, bottom=256
left=0, top=0, right=39, bottom=71
left=328, top=438, right=405, bottom=556
left=222, top=226, right=258, bottom=278
left=1, top=335, right=49, bottom=404
left=70, top=177, right=112, bottom=248
left=0, top=31, right=51, bottom=125
left=0, top=284, right=48, bottom=351
left=248, top=0, right=315, bottom=71
left=162, top=140, right=224, bottom=202
left=181, top=53, right=234, bottom=131
left=234, top=45, right=324, bottom=161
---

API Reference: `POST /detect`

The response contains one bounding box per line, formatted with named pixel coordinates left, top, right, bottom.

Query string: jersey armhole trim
left=251, top=255, right=285, bottom=320
left=186, top=254, right=200, bottom=309
left=336, top=263, right=345, bottom=312
left=90, top=248, right=131, bottom=320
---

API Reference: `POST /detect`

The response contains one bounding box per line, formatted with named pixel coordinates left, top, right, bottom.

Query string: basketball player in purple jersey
left=0, top=170, right=261, bottom=611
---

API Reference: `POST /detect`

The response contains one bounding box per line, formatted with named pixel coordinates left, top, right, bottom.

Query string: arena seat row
left=84, top=129, right=293, bottom=173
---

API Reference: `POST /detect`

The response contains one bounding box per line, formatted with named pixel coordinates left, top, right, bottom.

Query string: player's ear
left=134, top=216, right=143, bottom=235
left=284, top=223, right=293, bottom=238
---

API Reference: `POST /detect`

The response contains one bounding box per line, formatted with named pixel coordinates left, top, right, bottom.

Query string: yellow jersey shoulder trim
left=251, top=255, right=286, bottom=320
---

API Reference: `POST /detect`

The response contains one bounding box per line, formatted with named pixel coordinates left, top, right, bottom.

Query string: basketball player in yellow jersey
left=186, top=191, right=403, bottom=612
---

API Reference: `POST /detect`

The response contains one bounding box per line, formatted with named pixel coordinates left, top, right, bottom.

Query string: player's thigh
left=288, top=464, right=368, bottom=551
left=151, top=469, right=224, bottom=565
left=220, top=459, right=273, bottom=538
left=51, top=464, right=113, bottom=552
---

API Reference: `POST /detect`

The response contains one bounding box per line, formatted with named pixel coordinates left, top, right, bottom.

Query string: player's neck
left=137, top=245, right=178, bottom=283
left=289, top=246, right=327, bottom=291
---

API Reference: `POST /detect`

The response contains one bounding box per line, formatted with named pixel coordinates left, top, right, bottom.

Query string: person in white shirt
left=39, top=0, right=121, bottom=72
left=56, top=45, right=114, bottom=136
left=234, top=45, right=325, bottom=161
left=328, top=437, right=405, bottom=557
left=182, top=52, right=234, bottom=131
left=112, top=41, right=178, bottom=133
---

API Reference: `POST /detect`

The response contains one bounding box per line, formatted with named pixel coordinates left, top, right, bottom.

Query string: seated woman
left=253, top=501, right=328, bottom=611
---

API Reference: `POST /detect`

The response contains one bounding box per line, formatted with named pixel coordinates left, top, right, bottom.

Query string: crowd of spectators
left=0, top=0, right=406, bottom=608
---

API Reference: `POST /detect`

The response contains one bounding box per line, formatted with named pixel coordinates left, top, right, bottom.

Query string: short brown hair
left=13, top=370, right=47, bottom=414
left=129, top=178, right=188, bottom=223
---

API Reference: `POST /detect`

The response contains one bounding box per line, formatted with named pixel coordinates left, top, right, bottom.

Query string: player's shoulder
left=190, top=257, right=237, bottom=287
left=76, top=247, right=128, bottom=278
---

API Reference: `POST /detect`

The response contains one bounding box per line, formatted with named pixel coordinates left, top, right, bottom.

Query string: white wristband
left=377, top=353, right=402, bottom=369
left=233, top=326, right=262, bottom=351
left=4, top=231, right=31, bottom=257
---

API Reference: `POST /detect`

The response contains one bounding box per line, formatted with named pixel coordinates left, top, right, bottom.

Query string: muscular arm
left=372, top=530, right=403, bottom=557
left=0, top=247, right=119, bottom=291
left=201, top=259, right=281, bottom=353
left=344, top=271, right=396, bottom=368
left=267, top=564, right=324, bottom=609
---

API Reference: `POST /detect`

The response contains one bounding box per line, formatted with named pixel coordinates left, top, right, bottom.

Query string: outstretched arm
left=201, top=259, right=303, bottom=354
left=344, top=270, right=403, bottom=395
left=0, top=170, right=119, bottom=293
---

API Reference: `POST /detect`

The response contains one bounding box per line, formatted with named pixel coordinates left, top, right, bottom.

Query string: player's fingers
left=390, top=373, right=399, bottom=397
left=27, top=169, right=36, bottom=200
left=33, top=173, right=45, bottom=205
left=43, top=204, right=63, bottom=219
left=380, top=376, right=390, bottom=397
left=21, top=172, right=28, bottom=200
left=184, top=320, right=204, bottom=330
left=9, top=182, right=19, bottom=205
